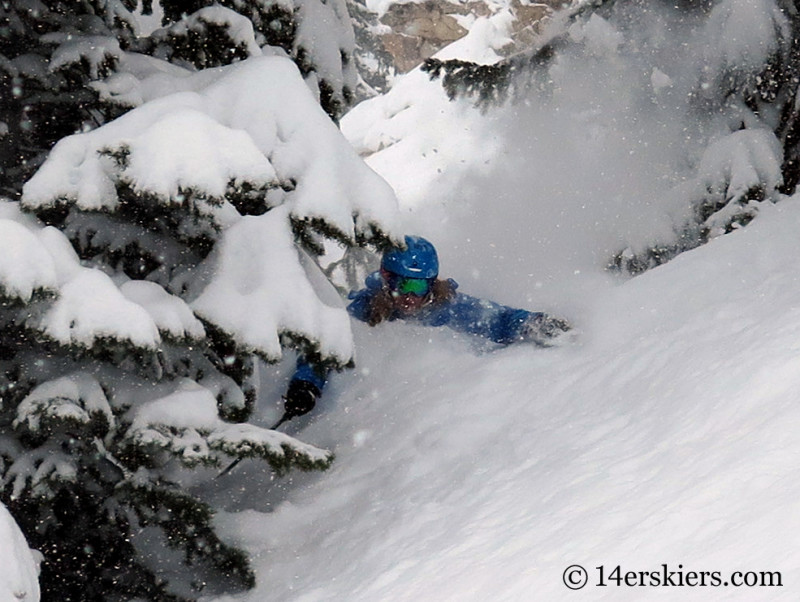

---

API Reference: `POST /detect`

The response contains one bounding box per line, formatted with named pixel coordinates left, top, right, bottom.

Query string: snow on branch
left=190, top=207, right=354, bottom=364
left=120, top=280, right=205, bottom=343
left=21, top=55, right=400, bottom=364
left=46, top=35, right=124, bottom=80
left=146, top=6, right=262, bottom=70
left=22, top=55, right=399, bottom=242
left=697, top=128, right=784, bottom=236
left=125, top=379, right=332, bottom=473
left=699, top=129, right=784, bottom=203
left=35, top=269, right=161, bottom=352
left=13, top=372, right=114, bottom=440
left=0, top=202, right=193, bottom=359
left=611, top=128, right=786, bottom=275
left=699, top=0, right=793, bottom=103
left=0, top=221, right=58, bottom=304
left=3, top=443, right=78, bottom=501
left=22, top=95, right=278, bottom=222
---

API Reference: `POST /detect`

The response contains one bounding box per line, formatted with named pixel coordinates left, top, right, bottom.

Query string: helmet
left=381, top=235, right=439, bottom=279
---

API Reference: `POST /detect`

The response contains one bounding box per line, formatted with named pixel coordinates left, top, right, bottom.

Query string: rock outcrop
left=378, top=0, right=565, bottom=73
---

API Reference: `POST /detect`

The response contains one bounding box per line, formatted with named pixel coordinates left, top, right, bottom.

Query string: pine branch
left=122, top=481, right=256, bottom=589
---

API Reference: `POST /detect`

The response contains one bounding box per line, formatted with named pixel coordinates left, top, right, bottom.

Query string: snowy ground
left=212, top=196, right=800, bottom=602
left=208, top=8, right=800, bottom=602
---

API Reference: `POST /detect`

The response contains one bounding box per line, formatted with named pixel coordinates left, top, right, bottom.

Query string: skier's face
left=382, top=269, right=433, bottom=314
left=391, top=291, right=428, bottom=314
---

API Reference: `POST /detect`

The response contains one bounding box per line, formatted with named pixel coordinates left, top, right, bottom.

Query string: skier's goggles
left=386, top=274, right=432, bottom=296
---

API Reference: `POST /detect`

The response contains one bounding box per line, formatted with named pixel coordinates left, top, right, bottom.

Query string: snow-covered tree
left=1, top=0, right=360, bottom=204
left=2, top=32, right=398, bottom=602
left=345, top=0, right=397, bottom=100
left=0, top=0, right=137, bottom=198
left=424, top=0, right=800, bottom=274
left=153, top=0, right=359, bottom=121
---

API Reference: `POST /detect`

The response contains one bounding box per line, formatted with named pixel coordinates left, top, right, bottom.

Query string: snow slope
left=209, top=6, right=800, bottom=602
left=211, top=194, right=800, bottom=602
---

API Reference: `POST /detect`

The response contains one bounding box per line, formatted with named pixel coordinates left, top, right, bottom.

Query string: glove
left=521, top=313, right=572, bottom=346
left=283, top=379, right=321, bottom=418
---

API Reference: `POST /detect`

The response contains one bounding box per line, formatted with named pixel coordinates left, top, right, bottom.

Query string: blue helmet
left=381, top=235, right=439, bottom=279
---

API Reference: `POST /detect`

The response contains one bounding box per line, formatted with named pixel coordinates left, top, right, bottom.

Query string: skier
left=281, top=235, right=572, bottom=422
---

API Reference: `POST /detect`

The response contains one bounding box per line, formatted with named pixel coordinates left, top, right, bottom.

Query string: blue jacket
left=291, top=271, right=543, bottom=393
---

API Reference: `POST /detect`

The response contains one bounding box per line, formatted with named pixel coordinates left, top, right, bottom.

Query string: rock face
left=378, top=0, right=564, bottom=72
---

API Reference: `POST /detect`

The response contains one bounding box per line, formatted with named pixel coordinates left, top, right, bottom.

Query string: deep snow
left=212, top=196, right=800, bottom=602
left=207, top=5, right=800, bottom=602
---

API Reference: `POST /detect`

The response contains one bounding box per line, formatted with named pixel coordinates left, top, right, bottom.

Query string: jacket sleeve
left=346, top=288, right=375, bottom=323
left=441, top=293, right=543, bottom=345
left=290, top=356, right=328, bottom=393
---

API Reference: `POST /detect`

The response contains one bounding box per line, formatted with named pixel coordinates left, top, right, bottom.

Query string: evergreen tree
left=1, top=0, right=359, bottom=202
left=0, top=0, right=136, bottom=198
left=345, top=0, right=396, bottom=100
left=1, top=2, right=400, bottom=600
left=154, top=0, right=358, bottom=121
left=423, top=0, right=800, bottom=274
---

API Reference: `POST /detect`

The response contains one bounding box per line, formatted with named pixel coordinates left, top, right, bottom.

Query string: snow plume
left=347, top=3, right=691, bottom=307
left=345, top=0, right=796, bottom=311
left=433, top=5, right=710, bottom=306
